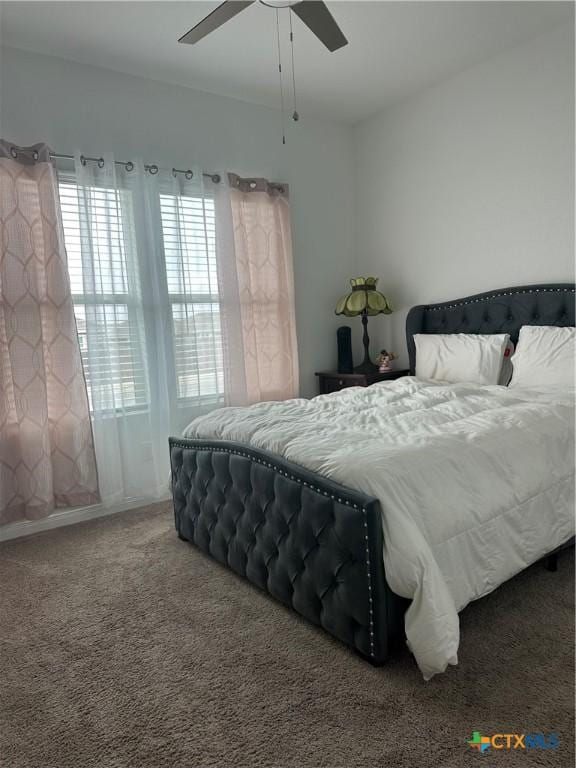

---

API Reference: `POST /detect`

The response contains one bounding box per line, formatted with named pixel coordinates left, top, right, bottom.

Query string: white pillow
left=414, top=333, right=509, bottom=385
left=509, top=325, right=575, bottom=390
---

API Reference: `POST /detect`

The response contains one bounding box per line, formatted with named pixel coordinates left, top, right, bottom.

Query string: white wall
left=0, top=45, right=355, bottom=396
left=354, top=25, right=575, bottom=367
left=1, top=24, right=574, bottom=382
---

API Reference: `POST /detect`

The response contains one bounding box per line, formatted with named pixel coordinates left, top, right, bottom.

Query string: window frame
left=159, top=187, right=224, bottom=407
left=58, top=168, right=225, bottom=417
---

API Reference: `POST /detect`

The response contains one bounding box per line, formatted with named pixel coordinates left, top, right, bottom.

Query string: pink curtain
left=223, top=174, right=299, bottom=404
left=0, top=141, right=99, bottom=524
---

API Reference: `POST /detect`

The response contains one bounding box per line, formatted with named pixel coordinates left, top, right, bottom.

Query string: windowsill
left=88, top=394, right=224, bottom=419
left=176, top=394, right=224, bottom=409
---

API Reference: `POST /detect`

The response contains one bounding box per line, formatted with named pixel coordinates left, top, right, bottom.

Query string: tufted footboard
left=169, top=438, right=408, bottom=664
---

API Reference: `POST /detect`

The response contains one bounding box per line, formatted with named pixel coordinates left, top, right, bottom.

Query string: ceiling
left=1, top=1, right=571, bottom=123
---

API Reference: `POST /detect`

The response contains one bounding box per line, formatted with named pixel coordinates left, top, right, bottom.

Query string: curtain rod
left=8, top=145, right=221, bottom=183
left=50, top=152, right=222, bottom=184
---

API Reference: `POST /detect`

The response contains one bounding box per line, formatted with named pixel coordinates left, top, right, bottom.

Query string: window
left=59, top=178, right=149, bottom=411
left=59, top=173, right=224, bottom=412
left=160, top=192, right=224, bottom=401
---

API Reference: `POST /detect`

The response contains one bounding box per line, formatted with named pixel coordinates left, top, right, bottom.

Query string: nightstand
left=315, top=369, right=410, bottom=395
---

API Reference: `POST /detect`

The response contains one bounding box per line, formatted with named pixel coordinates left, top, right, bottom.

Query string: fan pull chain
left=275, top=8, right=286, bottom=145
left=289, top=12, right=299, bottom=122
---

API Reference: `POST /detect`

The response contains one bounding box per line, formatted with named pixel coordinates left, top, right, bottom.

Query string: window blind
left=159, top=191, right=224, bottom=401
left=58, top=173, right=224, bottom=413
left=59, top=178, right=149, bottom=411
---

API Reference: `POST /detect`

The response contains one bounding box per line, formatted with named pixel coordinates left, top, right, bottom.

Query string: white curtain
left=62, top=153, right=224, bottom=508
left=57, top=155, right=299, bottom=511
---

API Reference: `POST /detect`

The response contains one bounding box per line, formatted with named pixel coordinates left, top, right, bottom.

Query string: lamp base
left=354, top=360, right=379, bottom=375
left=354, top=312, right=379, bottom=374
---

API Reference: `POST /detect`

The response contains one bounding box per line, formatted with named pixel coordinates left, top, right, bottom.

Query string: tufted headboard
left=406, top=283, right=575, bottom=374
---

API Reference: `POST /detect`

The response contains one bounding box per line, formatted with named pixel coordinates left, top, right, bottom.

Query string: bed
left=169, top=283, right=575, bottom=678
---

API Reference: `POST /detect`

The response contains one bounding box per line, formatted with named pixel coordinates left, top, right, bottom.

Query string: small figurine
left=377, top=349, right=397, bottom=373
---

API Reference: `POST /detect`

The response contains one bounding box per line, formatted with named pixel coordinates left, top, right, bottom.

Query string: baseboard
left=0, top=494, right=171, bottom=543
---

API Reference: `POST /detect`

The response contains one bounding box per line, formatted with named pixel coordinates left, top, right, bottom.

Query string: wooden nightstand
left=315, top=369, right=410, bottom=395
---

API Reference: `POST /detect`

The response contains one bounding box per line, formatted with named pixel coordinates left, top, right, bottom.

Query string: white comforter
left=183, top=378, right=575, bottom=679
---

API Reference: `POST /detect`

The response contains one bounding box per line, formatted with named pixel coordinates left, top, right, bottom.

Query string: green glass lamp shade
left=334, top=277, right=392, bottom=374
left=334, top=277, right=392, bottom=317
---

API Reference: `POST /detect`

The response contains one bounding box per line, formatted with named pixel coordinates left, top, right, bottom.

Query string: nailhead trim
left=170, top=439, right=378, bottom=659
left=363, top=514, right=376, bottom=656
left=424, top=286, right=575, bottom=312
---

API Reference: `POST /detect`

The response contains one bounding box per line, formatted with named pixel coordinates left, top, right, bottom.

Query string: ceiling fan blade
left=291, top=1, right=347, bottom=52
left=179, top=1, right=255, bottom=44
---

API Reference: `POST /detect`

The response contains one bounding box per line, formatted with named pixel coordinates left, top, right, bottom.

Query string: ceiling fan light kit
left=260, top=1, right=302, bottom=8
left=178, top=1, right=348, bottom=142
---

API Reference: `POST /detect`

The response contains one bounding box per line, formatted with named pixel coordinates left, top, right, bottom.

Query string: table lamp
left=335, top=277, right=392, bottom=374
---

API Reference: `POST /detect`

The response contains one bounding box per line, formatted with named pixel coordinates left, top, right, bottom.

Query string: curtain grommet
left=32, top=150, right=39, bottom=161
left=125, top=161, right=134, bottom=172
left=80, top=155, right=87, bottom=166
left=97, top=157, right=105, bottom=169
left=185, top=170, right=193, bottom=180
left=149, top=164, right=159, bottom=175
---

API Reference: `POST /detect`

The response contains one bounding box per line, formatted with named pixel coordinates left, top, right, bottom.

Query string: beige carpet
left=0, top=502, right=573, bottom=768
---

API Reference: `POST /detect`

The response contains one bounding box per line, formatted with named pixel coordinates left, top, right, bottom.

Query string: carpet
left=0, top=502, right=573, bottom=768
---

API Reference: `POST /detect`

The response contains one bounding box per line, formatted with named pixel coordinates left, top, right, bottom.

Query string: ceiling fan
left=178, top=0, right=348, bottom=53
